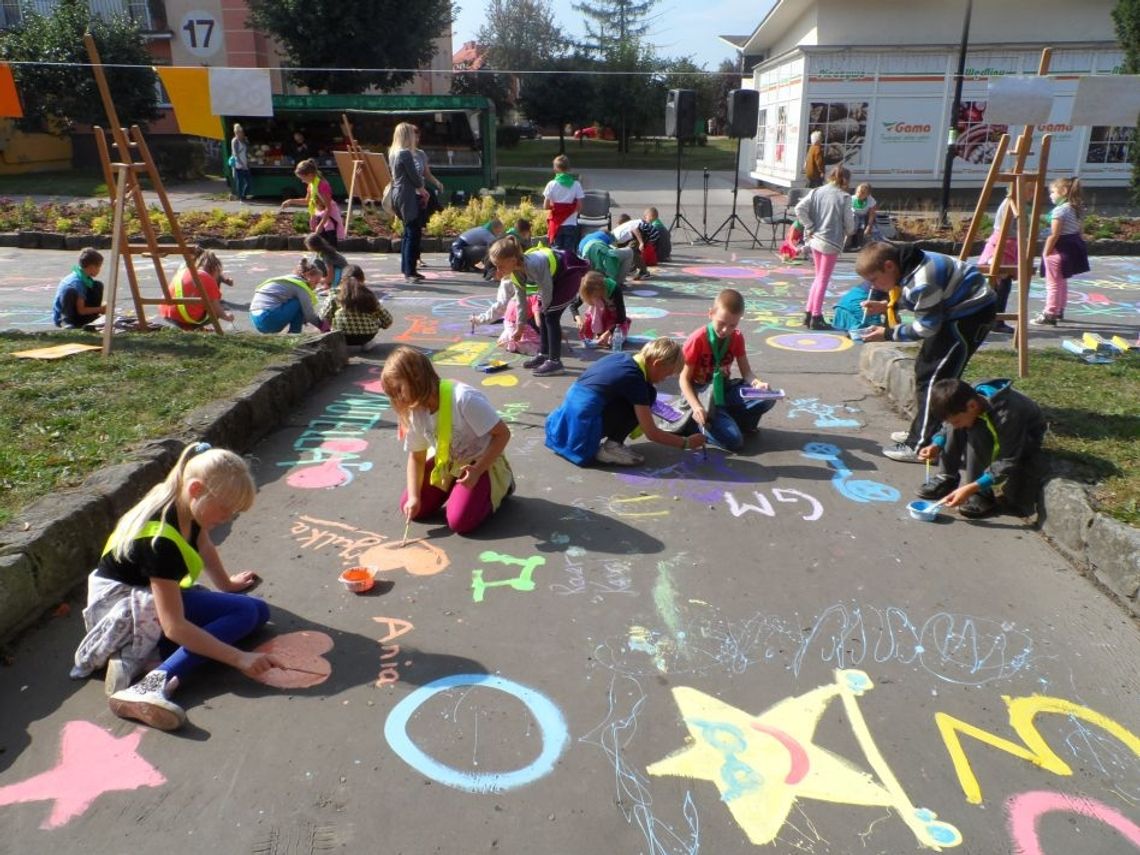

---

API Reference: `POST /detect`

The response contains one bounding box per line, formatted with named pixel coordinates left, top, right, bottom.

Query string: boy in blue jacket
left=916, top=378, right=1046, bottom=518
left=52, top=247, right=107, bottom=328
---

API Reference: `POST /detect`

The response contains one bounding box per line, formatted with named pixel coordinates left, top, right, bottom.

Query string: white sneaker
left=882, top=442, right=921, bottom=463
left=109, top=670, right=186, bottom=731
left=104, top=655, right=137, bottom=697
left=889, top=430, right=910, bottom=444
left=595, top=440, right=643, bottom=466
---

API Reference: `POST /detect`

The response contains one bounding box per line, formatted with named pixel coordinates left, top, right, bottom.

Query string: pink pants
left=583, top=305, right=631, bottom=339
left=400, top=458, right=494, bottom=535
left=807, top=248, right=839, bottom=315
left=1042, top=253, right=1068, bottom=316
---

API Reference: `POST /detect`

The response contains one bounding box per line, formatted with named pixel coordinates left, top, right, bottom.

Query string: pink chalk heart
left=482, top=374, right=518, bottom=387
left=252, top=631, right=334, bottom=689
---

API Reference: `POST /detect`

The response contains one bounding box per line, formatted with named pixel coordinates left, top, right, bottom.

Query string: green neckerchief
left=72, top=265, right=96, bottom=291
left=706, top=323, right=729, bottom=406
left=852, top=197, right=868, bottom=210
left=428, top=379, right=455, bottom=490
left=980, top=411, right=1001, bottom=463
left=553, top=172, right=576, bottom=188
left=632, top=353, right=648, bottom=381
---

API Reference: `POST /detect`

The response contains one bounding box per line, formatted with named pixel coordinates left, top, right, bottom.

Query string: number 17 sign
left=177, top=8, right=223, bottom=60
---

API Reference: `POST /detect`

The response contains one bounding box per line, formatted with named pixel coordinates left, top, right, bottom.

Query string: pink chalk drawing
left=1007, top=790, right=1140, bottom=854
left=356, top=377, right=386, bottom=395
left=286, top=438, right=373, bottom=489
left=0, top=720, right=165, bottom=829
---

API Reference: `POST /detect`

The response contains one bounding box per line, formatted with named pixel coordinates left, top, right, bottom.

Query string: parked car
left=573, top=125, right=615, bottom=141
left=512, top=120, right=540, bottom=139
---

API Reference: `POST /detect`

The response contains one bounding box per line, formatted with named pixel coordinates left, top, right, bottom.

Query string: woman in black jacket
left=388, top=122, right=428, bottom=283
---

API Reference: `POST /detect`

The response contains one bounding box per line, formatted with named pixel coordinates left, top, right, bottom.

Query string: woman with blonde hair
left=388, top=122, right=429, bottom=283
left=71, top=442, right=279, bottom=730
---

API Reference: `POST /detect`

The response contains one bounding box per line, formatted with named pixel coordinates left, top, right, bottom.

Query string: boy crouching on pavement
left=917, top=378, right=1046, bottom=519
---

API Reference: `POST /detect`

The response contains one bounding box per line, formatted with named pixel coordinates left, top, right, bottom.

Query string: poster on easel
left=1068, top=75, right=1140, bottom=126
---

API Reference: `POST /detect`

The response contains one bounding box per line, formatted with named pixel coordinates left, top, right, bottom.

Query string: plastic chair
left=874, top=210, right=897, bottom=239
left=578, top=190, right=611, bottom=237
left=752, top=195, right=793, bottom=249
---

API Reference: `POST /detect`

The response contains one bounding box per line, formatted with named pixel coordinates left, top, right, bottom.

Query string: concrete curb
left=858, top=343, right=1140, bottom=617
left=0, top=332, right=349, bottom=644
left=0, top=232, right=454, bottom=253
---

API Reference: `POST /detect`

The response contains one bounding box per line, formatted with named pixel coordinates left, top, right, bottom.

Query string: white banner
left=1069, top=75, right=1140, bottom=126
left=985, top=76, right=1054, bottom=126
left=209, top=68, right=274, bottom=117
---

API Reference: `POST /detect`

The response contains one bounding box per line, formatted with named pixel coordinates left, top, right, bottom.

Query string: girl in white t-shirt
left=380, top=347, right=514, bottom=535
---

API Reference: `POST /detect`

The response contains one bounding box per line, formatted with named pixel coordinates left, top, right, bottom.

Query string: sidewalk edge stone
left=0, top=332, right=349, bottom=644
left=859, top=342, right=1140, bottom=617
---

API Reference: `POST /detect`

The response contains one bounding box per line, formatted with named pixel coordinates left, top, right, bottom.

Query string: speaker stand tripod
left=707, top=135, right=760, bottom=249
left=669, top=136, right=713, bottom=245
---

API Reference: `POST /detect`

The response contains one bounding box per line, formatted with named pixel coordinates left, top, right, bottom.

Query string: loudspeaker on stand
left=665, top=89, right=697, bottom=138
left=726, top=89, right=760, bottom=139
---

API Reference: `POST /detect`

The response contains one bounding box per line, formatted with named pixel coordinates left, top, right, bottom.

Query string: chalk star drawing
left=0, top=720, right=165, bottom=829
left=802, top=441, right=900, bottom=503
left=647, top=670, right=962, bottom=850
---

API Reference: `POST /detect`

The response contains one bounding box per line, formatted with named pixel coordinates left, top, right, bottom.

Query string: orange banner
left=155, top=66, right=223, bottom=140
left=0, top=63, right=23, bottom=119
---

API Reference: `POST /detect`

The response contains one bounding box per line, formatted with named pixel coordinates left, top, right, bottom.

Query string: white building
left=721, top=0, right=1131, bottom=189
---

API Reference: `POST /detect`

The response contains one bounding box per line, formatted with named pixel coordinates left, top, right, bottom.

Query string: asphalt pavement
left=1, top=242, right=1139, bottom=854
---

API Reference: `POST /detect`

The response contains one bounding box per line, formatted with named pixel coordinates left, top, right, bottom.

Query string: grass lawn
left=0, top=330, right=305, bottom=527
left=966, top=348, right=1140, bottom=525
left=496, top=137, right=739, bottom=171
left=0, top=169, right=112, bottom=198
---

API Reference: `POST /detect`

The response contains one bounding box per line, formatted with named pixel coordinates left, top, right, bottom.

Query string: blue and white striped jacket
left=890, top=246, right=995, bottom=342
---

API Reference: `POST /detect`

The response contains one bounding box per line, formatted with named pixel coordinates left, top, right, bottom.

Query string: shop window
left=756, top=109, right=767, bottom=162
left=952, top=101, right=1006, bottom=166
left=1086, top=126, right=1135, bottom=164
left=807, top=102, right=868, bottom=167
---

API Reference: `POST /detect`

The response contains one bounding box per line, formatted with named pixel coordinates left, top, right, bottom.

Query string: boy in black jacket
left=917, top=378, right=1046, bottom=518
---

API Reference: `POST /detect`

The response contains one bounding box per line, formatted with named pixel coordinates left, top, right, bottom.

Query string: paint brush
left=399, top=512, right=411, bottom=548
left=925, top=458, right=931, bottom=484
left=276, top=664, right=327, bottom=677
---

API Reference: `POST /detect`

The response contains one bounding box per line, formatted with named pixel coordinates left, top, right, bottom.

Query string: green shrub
left=292, top=212, right=309, bottom=234
left=149, top=137, right=207, bottom=182
left=248, top=213, right=278, bottom=236
left=91, top=215, right=111, bottom=235
left=54, top=217, right=73, bottom=232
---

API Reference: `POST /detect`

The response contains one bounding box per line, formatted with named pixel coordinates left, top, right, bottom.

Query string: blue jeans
left=234, top=168, right=252, bottom=200
left=700, top=384, right=776, bottom=452
left=402, top=219, right=423, bottom=276
left=251, top=300, right=304, bottom=333
left=553, top=224, right=580, bottom=254
left=158, top=587, right=270, bottom=681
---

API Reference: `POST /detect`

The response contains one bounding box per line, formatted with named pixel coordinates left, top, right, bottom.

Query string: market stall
left=222, top=94, right=496, bottom=200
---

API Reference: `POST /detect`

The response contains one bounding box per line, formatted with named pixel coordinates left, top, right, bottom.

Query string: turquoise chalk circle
left=384, top=673, right=570, bottom=793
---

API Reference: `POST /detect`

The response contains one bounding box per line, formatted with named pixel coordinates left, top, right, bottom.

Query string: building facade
left=724, top=0, right=1131, bottom=189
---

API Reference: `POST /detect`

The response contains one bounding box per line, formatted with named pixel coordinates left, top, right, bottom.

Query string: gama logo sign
left=880, top=121, right=934, bottom=142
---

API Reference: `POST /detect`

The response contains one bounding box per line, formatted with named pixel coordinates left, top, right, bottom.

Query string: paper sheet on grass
left=11, top=343, right=101, bottom=360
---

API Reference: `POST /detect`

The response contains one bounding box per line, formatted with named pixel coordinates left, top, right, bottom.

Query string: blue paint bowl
left=907, top=500, right=941, bottom=522
left=580, top=339, right=598, bottom=349
left=849, top=326, right=876, bottom=343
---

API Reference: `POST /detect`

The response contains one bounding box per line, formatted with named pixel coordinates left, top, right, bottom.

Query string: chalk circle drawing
left=766, top=332, right=854, bottom=353
left=647, top=670, right=962, bottom=850
left=482, top=373, right=519, bottom=387
left=786, top=397, right=863, bottom=430
left=384, top=673, right=570, bottom=793
left=802, top=441, right=900, bottom=503
left=625, top=305, right=669, bottom=320
left=630, top=289, right=658, bottom=297
left=251, top=631, right=334, bottom=689
left=1007, top=791, right=1140, bottom=855
left=681, top=265, right=768, bottom=279
left=286, top=438, right=373, bottom=489
left=361, top=538, right=450, bottom=577
left=0, top=720, right=166, bottom=829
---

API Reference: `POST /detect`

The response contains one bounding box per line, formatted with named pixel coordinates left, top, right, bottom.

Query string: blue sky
left=451, top=0, right=772, bottom=70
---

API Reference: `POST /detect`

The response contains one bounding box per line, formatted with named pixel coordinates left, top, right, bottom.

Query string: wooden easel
left=957, top=48, right=1054, bottom=378
left=335, top=113, right=391, bottom=223
left=84, top=33, right=222, bottom=355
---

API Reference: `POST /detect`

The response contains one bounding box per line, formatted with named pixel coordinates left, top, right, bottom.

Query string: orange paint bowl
left=339, top=566, right=375, bottom=593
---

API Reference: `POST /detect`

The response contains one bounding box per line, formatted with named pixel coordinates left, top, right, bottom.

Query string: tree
left=247, top=0, right=450, bottom=94
left=0, top=0, right=159, bottom=132
left=451, top=68, right=514, bottom=121
left=571, top=0, right=661, bottom=152
left=1111, top=0, right=1140, bottom=201
left=517, top=54, right=597, bottom=151
left=477, top=0, right=565, bottom=71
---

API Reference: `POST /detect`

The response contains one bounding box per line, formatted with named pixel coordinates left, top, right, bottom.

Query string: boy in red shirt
left=679, top=288, right=778, bottom=451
